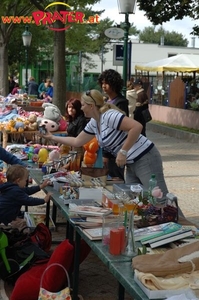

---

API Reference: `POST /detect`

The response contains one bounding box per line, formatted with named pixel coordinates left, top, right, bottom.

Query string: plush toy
left=59, top=144, right=71, bottom=156
left=42, top=103, right=62, bottom=123
left=83, top=137, right=99, bottom=166
left=38, top=148, right=49, bottom=164
left=48, top=149, right=60, bottom=162
left=39, top=119, right=59, bottom=132
left=26, top=114, right=38, bottom=131
left=58, top=116, right=67, bottom=131
left=37, top=103, right=62, bottom=132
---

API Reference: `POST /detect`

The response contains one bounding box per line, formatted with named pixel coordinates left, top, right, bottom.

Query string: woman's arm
left=0, top=147, right=26, bottom=166
left=115, top=117, right=143, bottom=167
left=41, top=130, right=94, bottom=147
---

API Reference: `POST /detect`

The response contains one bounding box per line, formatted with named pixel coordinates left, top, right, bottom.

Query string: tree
left=139, top=26, right=188, bottom=47
left=0, top=0, right=35, bottom=95
left=138, top=0, right=199, bottom=36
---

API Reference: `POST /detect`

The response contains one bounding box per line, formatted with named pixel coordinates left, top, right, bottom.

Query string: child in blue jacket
left=0, top=164, right=52, bottom=227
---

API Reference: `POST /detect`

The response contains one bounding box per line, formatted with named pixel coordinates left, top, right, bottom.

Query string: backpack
left=0, top=223, right=52, bottom=283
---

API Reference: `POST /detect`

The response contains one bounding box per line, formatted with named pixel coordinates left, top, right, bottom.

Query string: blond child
left=0, top=164, right=52, bottom=228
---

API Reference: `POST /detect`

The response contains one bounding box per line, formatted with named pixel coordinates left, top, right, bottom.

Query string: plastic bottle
left=148, top=174, right=157, bottom=205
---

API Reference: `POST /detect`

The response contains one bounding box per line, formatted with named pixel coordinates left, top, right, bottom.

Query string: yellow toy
left=38, top=148, right=49, bottom=164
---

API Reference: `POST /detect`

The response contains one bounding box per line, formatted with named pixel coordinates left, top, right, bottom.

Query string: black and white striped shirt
left=84, top=109, right=153, bottom=164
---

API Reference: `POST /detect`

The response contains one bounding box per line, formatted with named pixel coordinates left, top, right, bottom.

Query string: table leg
left=46, top=201, right=50, bottom=228
left=118, top=282, right=125, bottom=300
left=52, top=203, right=57, bottom=224
left=2, top=130, right=8, bottom=149
left=72, top=230, right=81, bottom=300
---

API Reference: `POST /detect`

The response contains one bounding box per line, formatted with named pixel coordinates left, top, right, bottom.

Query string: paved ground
left=19, top=128, right=199, bottom=300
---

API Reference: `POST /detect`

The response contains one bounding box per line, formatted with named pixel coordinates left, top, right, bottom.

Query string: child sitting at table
left=0, top=164, right=52, bottom=229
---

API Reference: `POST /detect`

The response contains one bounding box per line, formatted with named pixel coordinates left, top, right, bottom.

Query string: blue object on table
left=94, top=147, right=103, bottom=168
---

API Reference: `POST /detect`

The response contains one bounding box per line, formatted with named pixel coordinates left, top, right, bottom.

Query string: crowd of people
left=8, top=75, right=54, bottom=101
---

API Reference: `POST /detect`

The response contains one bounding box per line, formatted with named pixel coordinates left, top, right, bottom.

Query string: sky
left=92, top=0, right=199, bottom=48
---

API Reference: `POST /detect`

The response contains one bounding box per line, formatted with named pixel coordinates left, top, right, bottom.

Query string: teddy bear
left=25, top=113, right=38, bottom=131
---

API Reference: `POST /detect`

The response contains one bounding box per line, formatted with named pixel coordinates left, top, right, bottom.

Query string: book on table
left=141, top=225, right=197, bottom=245
left=70, top=215, right=117, bottom=229
left=149, top=229, right=194, bottom=248
left=69, top=203, right=112, bottom=217
left=70, top=217, right=102, bottom=228
left=82, top=227, right=102, bottom=240
left=134, top=222, right=182, bottom=242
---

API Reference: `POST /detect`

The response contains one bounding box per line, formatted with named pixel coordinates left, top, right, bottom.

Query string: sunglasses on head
left=86, top=90, right=97, bottom=106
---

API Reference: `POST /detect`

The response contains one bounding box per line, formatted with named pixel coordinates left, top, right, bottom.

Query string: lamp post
left=22, top=25, right=32, bottom=93
left=38, top=61, right=42, bottom=84
left=117, top=0, right=137, bottom=97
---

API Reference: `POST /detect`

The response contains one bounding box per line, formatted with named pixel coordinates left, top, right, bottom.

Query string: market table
left=29, top=169, right=151, bottom=300
left=0, top=130, right=67, bottom=148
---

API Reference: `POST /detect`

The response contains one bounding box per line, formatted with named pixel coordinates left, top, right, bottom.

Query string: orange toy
left=83, top=137, right=99, bottom=166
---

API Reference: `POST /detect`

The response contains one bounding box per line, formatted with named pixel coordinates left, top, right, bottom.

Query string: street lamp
left=117, top=0, right=137, bottom=97
left=38, top=61, right=42, bottom=84
left=22, top=25, right=32, bottom=93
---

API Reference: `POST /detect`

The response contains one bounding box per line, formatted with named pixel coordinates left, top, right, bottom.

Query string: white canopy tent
left=135, top=54, right=199, bottom=73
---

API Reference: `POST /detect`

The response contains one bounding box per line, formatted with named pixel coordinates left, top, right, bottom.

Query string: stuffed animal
left=39, top=119, right=59, bottom=132
left=25, top=114, right=38, bottom=131
left=58, top=116, right=67, bottom=131
left=48, top=149, right=60, bottom=162
left=37, top=103, right=62, bottom=132
left=42, top=103, right=61, bottom=123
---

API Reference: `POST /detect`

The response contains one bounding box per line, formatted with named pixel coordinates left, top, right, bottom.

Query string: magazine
left=134, top=222, right=182, bottom=242
left=69, top=203, right=112, bottom=217
left=70, top=217, right=102, bottom=228
left=82, top=227, right=103, bottom=240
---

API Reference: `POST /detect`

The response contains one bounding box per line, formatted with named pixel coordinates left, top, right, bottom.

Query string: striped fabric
left=84, top=109, right=153, bottom=164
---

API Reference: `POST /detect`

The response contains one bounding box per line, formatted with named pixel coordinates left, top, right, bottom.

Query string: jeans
left=125, top=145, right=168, bottom=204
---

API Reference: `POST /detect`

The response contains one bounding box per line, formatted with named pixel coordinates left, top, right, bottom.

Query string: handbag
left=81, top=167, right=109, bottom=187
left=142, top=108, right=152, bottom=123
left=38, top=263, right=71, bottom=300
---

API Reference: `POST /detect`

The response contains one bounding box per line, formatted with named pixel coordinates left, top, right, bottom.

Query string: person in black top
left=133, top=79, right=149, bottom=136
left=65, top=98, right=88, bottom=161
left=98, top=69, right=129, bottom=180
left=8, top=75, right=16, bottom=94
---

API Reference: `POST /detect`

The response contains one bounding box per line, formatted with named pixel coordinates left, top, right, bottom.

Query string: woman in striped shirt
left=41, top=89, right=168, bottom=204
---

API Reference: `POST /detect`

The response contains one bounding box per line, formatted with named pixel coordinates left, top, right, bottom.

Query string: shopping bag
left=142, top=108, right=152, bottom=123
left=38, top=263, right=71, bottom=300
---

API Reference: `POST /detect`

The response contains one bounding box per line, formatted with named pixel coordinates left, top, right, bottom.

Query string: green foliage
left=152, top=121, right=199, bottom=134
left=139, top=26, right=188, bottom=47
left=138, top=0, right=195, bottom=25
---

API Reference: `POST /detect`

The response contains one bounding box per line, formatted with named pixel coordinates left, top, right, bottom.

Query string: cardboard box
left=78, top=187, right=103, bottom=201
left=134, top=272, right=193, bottom=299
left=24, top=212, right=55, bottom=230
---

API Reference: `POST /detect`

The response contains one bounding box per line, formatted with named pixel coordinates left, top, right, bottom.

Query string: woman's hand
left=38, top=128, right=53, bottom=140
left=116, top=151, right=127, bottom=168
